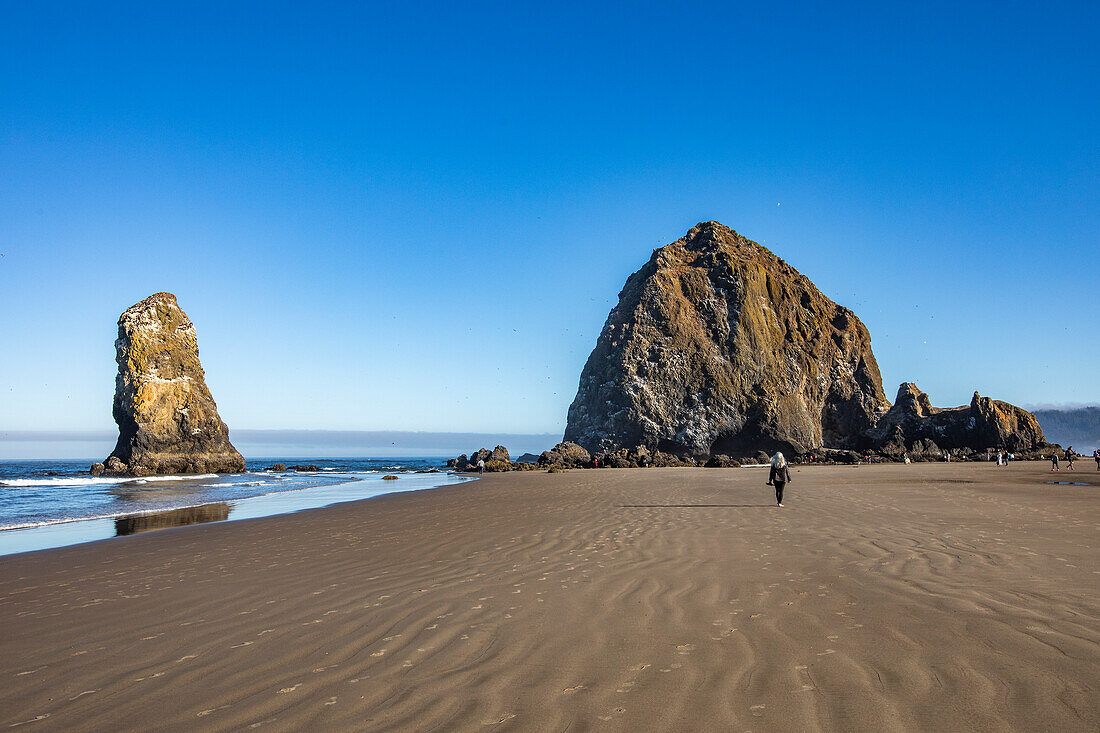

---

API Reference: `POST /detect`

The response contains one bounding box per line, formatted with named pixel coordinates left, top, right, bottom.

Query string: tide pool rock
left=96, top=292, right=245, bottom=477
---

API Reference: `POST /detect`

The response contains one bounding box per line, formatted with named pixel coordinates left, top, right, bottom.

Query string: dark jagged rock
left=96, top=293, right=245, bottom=477
left=565, top=222, right=890, bottom=457
left=602, top=445, right=652, bottom=468
left=267, top=464, right=288, bottom=471
left=449, top=446, right=520, bottom=472
left=704, top=454, right=741, bottom=468
left=514, top=453, right=541, bottom=463
left=537, top=442, right=592, bottom=469
left=864, top=383, right=1051, bottom=454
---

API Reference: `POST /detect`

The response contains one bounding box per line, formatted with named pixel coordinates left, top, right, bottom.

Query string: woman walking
left=767, top=452, right=792, bottom=507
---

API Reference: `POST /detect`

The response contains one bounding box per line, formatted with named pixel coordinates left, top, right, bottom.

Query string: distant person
left=1050, top=453, right=1059, bottom=472
left=477, top=459, right=485, bottom=474
left=903, top=452, right=911, bottom=464
left=640, top=455, right=648, bottom=467
left=1093, top=449, right=1099, bottom=470
left=1065, top=447, right=1075, bottom=470
left=996, top=451, right=1003, bottom=466
left=593, top=457, right=599, bottom=468
left=767, top=452, right=791, bottom=507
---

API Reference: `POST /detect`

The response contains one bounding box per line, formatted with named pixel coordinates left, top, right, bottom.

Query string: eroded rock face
left=864, top=383, right=1050, bottom=454
left=565, top=222, right=890, bottom=455
left=97, top=293, right=245, bottom=477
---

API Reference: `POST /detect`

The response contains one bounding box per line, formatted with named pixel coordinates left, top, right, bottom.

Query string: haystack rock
left=865, top=383, right=1050, bottom=455
left=93, top=293, right=245, bottom=477
left=565, top=222, right=890, bottom=456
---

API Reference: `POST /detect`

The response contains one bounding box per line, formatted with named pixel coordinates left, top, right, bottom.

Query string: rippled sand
left=1, top=463, right=1096, bottom=731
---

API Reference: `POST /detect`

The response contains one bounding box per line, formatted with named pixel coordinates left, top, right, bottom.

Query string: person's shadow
left=618, top=504, right=775, bottom=508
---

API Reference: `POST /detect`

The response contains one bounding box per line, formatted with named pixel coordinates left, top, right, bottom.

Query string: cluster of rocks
left=265, top=464, right=321, bottom=472
left=447, top=445, right=541, bottom=472
left=449, top=442, right=747, bottom=473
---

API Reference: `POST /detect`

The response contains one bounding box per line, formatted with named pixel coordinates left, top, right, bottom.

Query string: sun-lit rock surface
left=94, top=292, right=245, bottom=477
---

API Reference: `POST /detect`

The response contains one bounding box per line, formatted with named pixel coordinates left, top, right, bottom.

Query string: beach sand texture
left=1, top=463, right=1096, bottom=732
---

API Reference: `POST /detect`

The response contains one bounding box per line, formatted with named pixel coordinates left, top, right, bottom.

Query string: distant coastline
left=1029, top=407, right=1100, bottom=451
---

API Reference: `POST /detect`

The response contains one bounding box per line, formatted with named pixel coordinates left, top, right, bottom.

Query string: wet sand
left=0, top=462, right=1096, bottom=731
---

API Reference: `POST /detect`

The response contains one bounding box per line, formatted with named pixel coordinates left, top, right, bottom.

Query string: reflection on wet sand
left=115, top=504, right=231, bottom=536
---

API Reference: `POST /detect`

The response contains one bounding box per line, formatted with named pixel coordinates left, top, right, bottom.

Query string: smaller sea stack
left=92, top=293, right=245, bottom=477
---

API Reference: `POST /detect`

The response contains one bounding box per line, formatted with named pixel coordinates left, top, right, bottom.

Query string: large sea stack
left=92, top=293, right=245, bottom=477
left=565, top=222, right=891, bottom=456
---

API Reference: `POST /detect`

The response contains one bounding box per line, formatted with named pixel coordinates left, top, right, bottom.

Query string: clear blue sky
left=2, top=1, right=1097, bottom=435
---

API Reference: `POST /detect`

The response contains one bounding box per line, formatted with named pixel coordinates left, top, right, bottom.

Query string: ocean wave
left=0, top=477, right=129, bottom=488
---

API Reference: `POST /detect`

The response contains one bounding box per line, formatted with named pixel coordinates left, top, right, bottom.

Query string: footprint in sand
left=482, top=714, right=516, bottom=725
left=8, top=714, right=50, bottom=727
left=750, top=704, right=766, bottom=716
left=676, top=644, right=695, bottom=654
left=324, top=697, right=337, bottom=706
left=277, top=684, right=301, bottom=694
left=562, top=685, right=586, bottom=694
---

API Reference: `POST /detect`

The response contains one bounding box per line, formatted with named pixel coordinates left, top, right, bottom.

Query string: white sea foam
left=0, top=477, right=128, bottom=488
left=129, top=474, right=219, bottom=484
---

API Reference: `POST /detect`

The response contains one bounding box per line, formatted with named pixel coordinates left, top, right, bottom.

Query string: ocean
left=0, top=458, right=469, bottom=557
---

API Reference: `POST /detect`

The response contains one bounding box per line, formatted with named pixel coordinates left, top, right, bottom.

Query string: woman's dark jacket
left=769, top=465, right=791, bottom=485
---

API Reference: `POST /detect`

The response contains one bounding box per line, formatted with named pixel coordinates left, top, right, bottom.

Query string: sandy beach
left=0, top=462, right=1096, bottom=732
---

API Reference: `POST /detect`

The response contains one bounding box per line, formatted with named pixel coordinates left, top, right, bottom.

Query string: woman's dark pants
left=774, top=481, right=785, bottom=505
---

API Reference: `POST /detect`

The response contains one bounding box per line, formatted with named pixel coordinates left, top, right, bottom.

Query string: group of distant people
left=1051, top=446, right=1087, bottom=471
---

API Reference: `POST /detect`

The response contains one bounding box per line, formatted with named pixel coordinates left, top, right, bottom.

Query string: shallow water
left=0, top=458, right=468, bottom=556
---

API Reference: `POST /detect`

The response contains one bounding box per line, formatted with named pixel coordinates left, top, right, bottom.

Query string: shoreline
left=0, top=470, right=471, bottom=557
left=1, top=463, right=1096, bottom=731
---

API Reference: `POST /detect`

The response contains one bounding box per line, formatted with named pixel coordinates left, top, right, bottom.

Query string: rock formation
left=564, top=221, right=1049, bottom=460
left=537, top=442, right=592, bottom=469
left=865, top=383, right=1050, bottom=456
left=93, top=293, right=245, bottom=477
left=565, top=221, right=890, bottom=456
